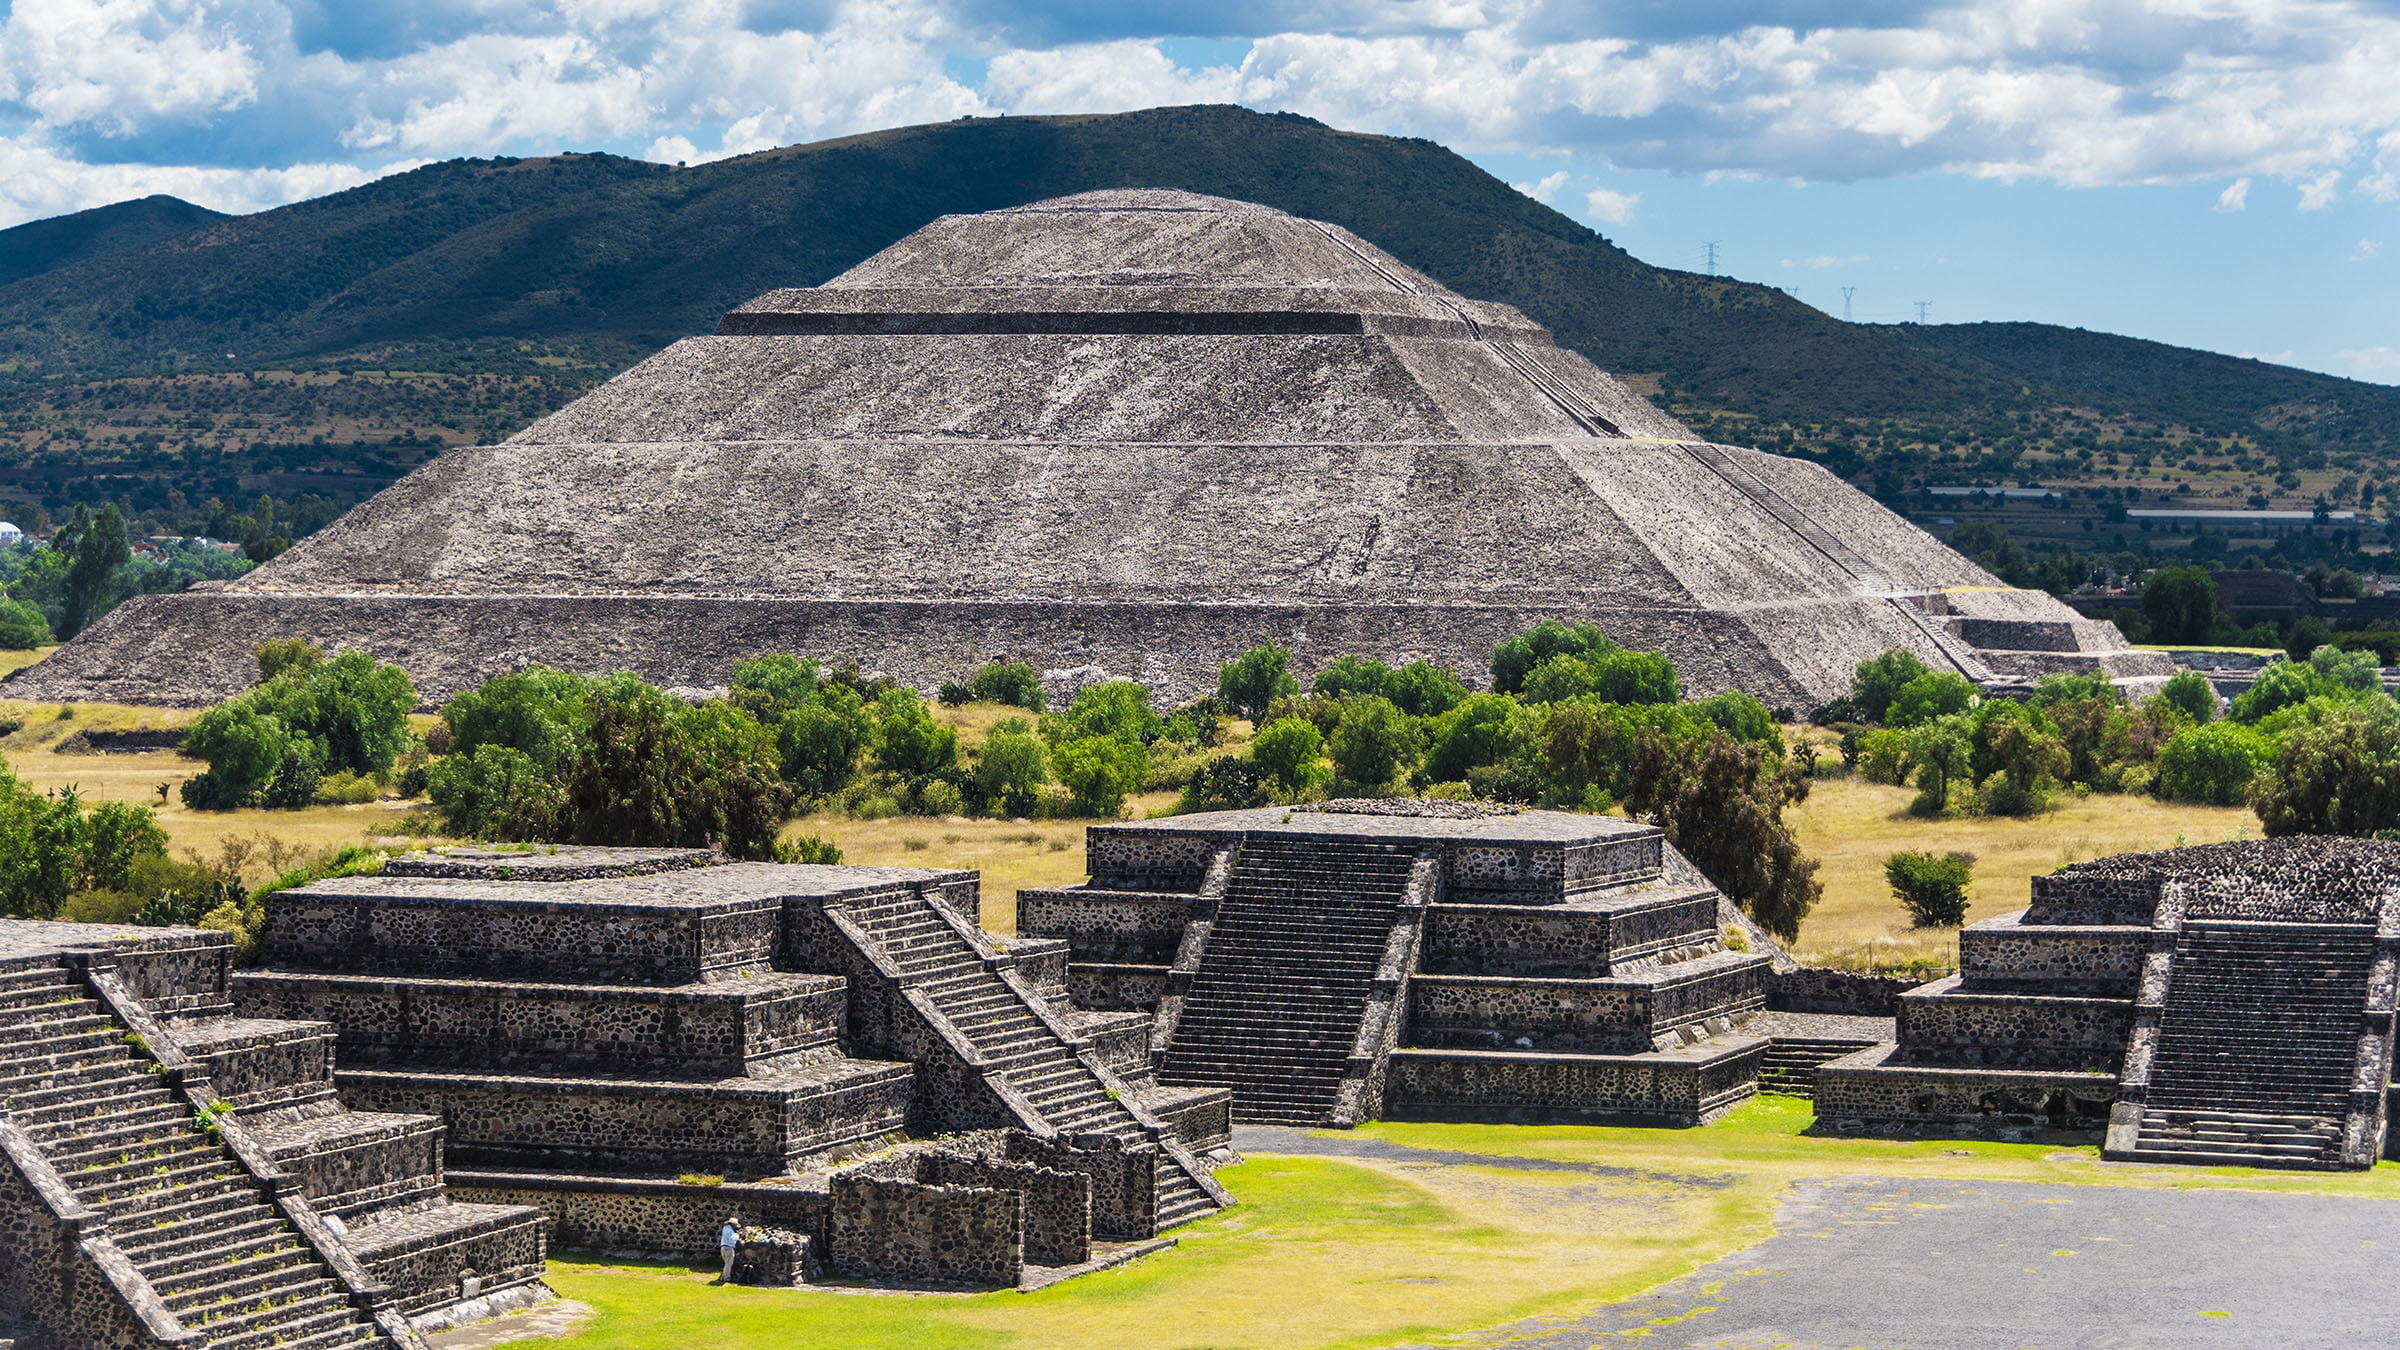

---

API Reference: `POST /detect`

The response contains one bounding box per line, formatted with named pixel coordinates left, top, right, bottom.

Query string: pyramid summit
left=5, top=189, right=2164, bottom=708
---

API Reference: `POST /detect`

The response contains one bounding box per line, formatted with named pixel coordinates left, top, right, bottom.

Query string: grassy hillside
left=0, top=104, right=2392, bottom=552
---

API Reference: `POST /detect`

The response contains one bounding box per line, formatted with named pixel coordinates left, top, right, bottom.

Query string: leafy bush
left=1043, top=680, right=1160, bottom=745
left=1884, top=850, right=1974, bottom=927
left=967, top=661, right=1046, bottom=712
left=870, top=689, right=958, bottom=779
left=1689, top=690, right=1781, bottom=751
left=2152, top=722, right=2265, bottom=805
left=1051, top=735, right=1149, bottom=817
left=1218, top=645, right=1300, bottom=722
left=2252, top=701, right=2400, bottom=836
left=1901, top=718, right=1973, bottom=816
left=1383, top=661, right=1469, bottom=718
left=2142, top=565, right=2219, bottom=645
left=1327, top=696, right=1425, bottom=787
left=0, top=597, right=51, bottom=649
left=1886, top=672, right=1976, bottom=729
left=1311, top=655, right=1394, bottom=700
left=313, top=770, right=380, bottom=805
left=1491, top=620, right=1615, bottom=695
left=0, top=771, right=173, bottom=920
left=1250, top=717, right=1326, bottom=797
left=781, top=834, right=844, bottom=864
left=181, top=648, right=416, bottom=810
left=1179, top=755, right=1269, bottom=812
left=1848, top=650, right=1931, bottom=725
left=1426, top=693, right=1533, bottom=783
left=973, top=718, right=1051, bottom=818
left=915, top=779, right=966, bottom=816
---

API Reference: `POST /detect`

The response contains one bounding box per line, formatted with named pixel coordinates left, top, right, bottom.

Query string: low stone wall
left=340, top=1060, right=912, bottom=1174
left=1893, top=978, right=2131, bottom=1071
left=1065, top=962, right=1167, bottom=1012
left=1813, top=1045, right=2117, bottom=1135
left=1382, top=1043, right=1764, bottom=1125
left=231, top=971, right=847, bottom=1076
left=262, top=890, right=782, bottom=985
left=1419, top=904, right=1614, bottom=977
left=1955, top=919, right=2144, bottom=993
left=1005, top=941, right=1072, bottom=1000
left=352, top=1205, right=551, bottom=1318
left=828, top=1175, right=1022, bottom=1288
left=1003, top=1133, right=1160, bottom=1241
left=919, top=1154, right=1090, bottom=1267
left=1405, top=975, right=1648, bottom=1053
left=449, top=1172, right=832, bottom=1258
left=1016, top=889, right=1191, bottom=964
left=262, top=1114, right=443, bottom=1218
left=1137, top=1088, right=1232, bottom=1156
left=1768, top=968, right=1923, bottom=1016
left=107, top=934, right=232, bottom=1018
left=176, top=1020, right=336, bottom=1115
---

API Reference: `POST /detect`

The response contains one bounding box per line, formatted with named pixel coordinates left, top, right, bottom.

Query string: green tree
left=180, top=703, right=294, bottom=808
left=1311, top=655, right=1395, bottom=700
left=59, top=504, right=131, bottom=639
left=973, top=718, right=1051, bottom=817
left=2251, top=701, right=2400, bottom=835
left=1625, top=729, right=1820, bottom=941
left=1051, top=735, right=1149, bottom=817
left=967, top=661, right=1046, bottom=712
left=1327, top=696, right=1425, bottom=787
left=1902, top=717, right=1974, bottom=815
left=2141, top=565, right=2219, bottom=645
left=1218, top=644, right=1300, bottom=722
left=1887, top=672, right=1976, bottom=728
left=2157, top=669, right=2219, bottom=725
left=774, top=686, right=873, bottom=797
left=1250, top=717, right=1326, bottom=797
left=0, top=597, right=52, bottom=649
left=1426, top=693, right=1533, bottom=783
left=871, top=688, right=959, bottom=779
left=1491, top=620, right=1616, bottom=695
left=1384, top=660, right=1469, bottom=718
left=1848, top=649, right=1932, bottom=724
left=565, top=678, right=794, bottom=859
left=2153, top=721, right=2265, bottom=806
left=729, top=654, right=822, bottom=718
left=1043, top=680, right=1161, bottom=745
left=1884, top=850, right=1974, bottom=928
left=1980, top=703, right=2069, bottom=815
left=442, top=665, right=596, bottom=775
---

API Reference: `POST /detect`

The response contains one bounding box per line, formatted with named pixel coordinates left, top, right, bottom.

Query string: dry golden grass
left=1787, top=774, right=2258, bottom=966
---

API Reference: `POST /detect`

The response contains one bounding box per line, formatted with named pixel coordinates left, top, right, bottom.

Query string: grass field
left=511, top=1099, right=2400, bottom=1350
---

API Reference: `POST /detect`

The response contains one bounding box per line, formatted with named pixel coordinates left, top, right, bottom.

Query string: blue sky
left=0, top=1, right=2393, bottom=382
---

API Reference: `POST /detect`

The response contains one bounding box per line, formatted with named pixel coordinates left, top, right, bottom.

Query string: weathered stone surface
left=1, top=190, right=2143, bottom=712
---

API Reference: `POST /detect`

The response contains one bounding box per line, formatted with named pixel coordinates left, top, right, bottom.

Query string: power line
left=1912, top=300, right=1933, bottom=324
left=1701, top=241, right=1721, bottom=276
left=1841, top=286, right=1856, bottom=323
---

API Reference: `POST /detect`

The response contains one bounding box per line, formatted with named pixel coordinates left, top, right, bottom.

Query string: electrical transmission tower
left=1912, top=300, right=1933, bottom=323
left=1701, top=241, right=1721, bottom=276
left=1841, top=286, right=1856, bottom=323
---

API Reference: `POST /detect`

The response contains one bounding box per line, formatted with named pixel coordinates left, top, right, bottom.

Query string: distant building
left=0, top=523, right=20, bottom=547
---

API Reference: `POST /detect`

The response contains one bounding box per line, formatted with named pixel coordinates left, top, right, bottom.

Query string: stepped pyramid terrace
left=2, top=189, right=2166, bottom=712
left=1817, top=838, right=2400, bottom=1170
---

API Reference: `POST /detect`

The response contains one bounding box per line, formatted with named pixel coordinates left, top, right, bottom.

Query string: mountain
left=0, top=105, right=2392, bottom=545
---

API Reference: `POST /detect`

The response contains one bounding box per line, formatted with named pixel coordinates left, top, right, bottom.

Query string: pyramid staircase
left=0, top=960, right=399, bottom=1350
left=1757, top=1037, right=1888, bottom=1098
left=1157, top=836, right=1427, bottom=1126
left=2116, top=922, right=2389, bottom=1168
left=836, top=893, right=1228, bottom=1231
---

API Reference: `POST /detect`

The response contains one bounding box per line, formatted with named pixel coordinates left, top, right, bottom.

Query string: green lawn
left=516, top=1098, right=2400, bottom=1350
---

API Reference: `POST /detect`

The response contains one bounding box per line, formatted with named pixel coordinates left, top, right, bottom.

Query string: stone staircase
left=2128, top=923, right=2383, bottom=1168
left=1757, top=1038, right=1885, bottom=1098
left=0, top=961, right=394, bottom=1349
left=1158, top=836, right=1424, bottom=1126
left=838, top=893, right=1227, bottom=1231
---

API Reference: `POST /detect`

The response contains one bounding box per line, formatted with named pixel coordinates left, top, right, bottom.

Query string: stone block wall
left=180, top=1021, right=336, bottom=1115
left=448, top=1174, right=832, bottom=1257
left=918, top=1155, right=1091, bottom=1267
left=1768, top=968, right=1919, bottom=1016
left=1893, top=978, right=2131, bottom=1070
left=1382, top=1043, right=1763, bottom=1124
left=1405, top=975, right=1649, bottom=1052
left=1001, top=1134, right=1159, bottom=1241
left=827, top=1175, right=1023, bottom=1288
left=0, top=1128, right=181, bottom=1350
left=1016, top=890, right=1191, bottom=963
left=262, top=891, right=782, bottom=984
left=353, top=1207, right=551, bottom=1319
left=1813, top=1048, right=2118, bottom=1133
left=1063, top=963, right=1167, bottom=1012
left=1955, top=921, right=2145, bottom=993
left=232, top=972, right=847, bottom=1075
left=263, top=1115, right=444, bottom=1218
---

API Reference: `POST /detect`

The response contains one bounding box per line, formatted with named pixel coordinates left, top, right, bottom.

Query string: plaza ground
left=429, top=1098, right=2400, bottom=1350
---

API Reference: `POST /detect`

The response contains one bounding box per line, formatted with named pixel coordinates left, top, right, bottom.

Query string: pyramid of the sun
left=7, top=189, right=2166, bottom=709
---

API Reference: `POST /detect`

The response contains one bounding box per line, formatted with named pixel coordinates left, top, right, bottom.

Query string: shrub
left=1885, top=850, right=1974, bottom=927
left=2252, top=701, right=2400, bottom=836
left=2230, top=660, right=2329, bottom=724
left=1218, top=645, right=1300, bottom=722
left=1327, top=696, right=1425, bottom=787
left=0, top=597, right=51, bottom=649
left=914, top=779, right=966, bottom=816
left=870, top=689, right=958, bottom=779
left=1426, top=693, right=1533, bottom=783
left=1179, top=755, right=1269, bottom=812
left=1855, top=729, right=1910, bottom=784
left=1848, top=650, right=1931, bottom=724
left=313, top=770, right=380, bottom=805
left=780, top=834, right=844, bottom=864
left=1902, top=719, right=1974, bottom=816
left=1887, top=672, right=1976, bottom=728
left=181, top=649, right=416, bottom=810
left=774, top=687, right=873, bottom=797
left=967, top=661, right=1046, bottom=712
left=1052, top=735, right=1149, bottom=817
left=1491, top=620, right=1615, bottom=695
left=180, top=704, right=292, bottom=808
left=2142, top=565, right=2219, bottom=645
left=1689, top=690, right=1780, bottom=751
left=567, top=679, right=794, bottom=859
left=428, top=745, right=565, bottom=839
left=2152, top=722, right=2265, bottom=805
left=973, top=718, right=1051, bottom=817
left=1538, top=701, right=1699, bottom=802
left=1625, top=729, right=1819, bottom=942
left=0, top=772, right=175, bottom=920
left=255, top=637, right=324, bottom=682
left=1384, top=661, right=1469, bottom=718
left=1250, top=717, right=1326, bottom=797
left=1043, top=680, right=1160, bottom=745
left=1979, top=703, right=2069, bottom=816
left=1311, top=655, right=1394, bottom=700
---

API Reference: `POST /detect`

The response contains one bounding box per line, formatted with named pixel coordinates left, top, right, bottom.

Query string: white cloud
left=1779, top=254, right=1870, bottom=269
left=1582, top=183, right=1638, bottom=223
left=2213, top=178, right=2249, bottom=213
left=2335, top=346, right=2400, bottom=380
left=984, top=39, right=1240, bottom=114
left=0, top=133, right=401, bottom=227
left=1512, top=169, right=1567, bottom=204
left=2299, top=170, right=2342, bottom=211
left=2354, top=239, right=2384, bottom=262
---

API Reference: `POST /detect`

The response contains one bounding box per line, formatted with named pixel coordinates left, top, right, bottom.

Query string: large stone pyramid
left=8, top=189, right=2164, bottom=709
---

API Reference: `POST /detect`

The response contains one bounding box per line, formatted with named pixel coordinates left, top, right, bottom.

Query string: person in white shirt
left=718, top=1215, right=741, bottom=1283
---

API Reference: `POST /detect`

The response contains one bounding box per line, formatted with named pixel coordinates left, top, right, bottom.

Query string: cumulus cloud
left=2354, top=240, right=2384, bottom=262
left=2336, top=346, right=2400, bottom=380
left=1512, top=169, right=1568, bottom=203
left=2213, top=178, right=2249, bottom=213
left=4, top=0, right=2400, bottom=227
left=1583, top=184, right=1639, bottom=223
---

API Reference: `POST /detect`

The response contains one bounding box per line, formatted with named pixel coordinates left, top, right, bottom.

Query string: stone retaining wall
left=1812, top=1045, right=2117, bottom=1134
left=1382, top=1043, right=1763, bottom=1125
left=262, top=891, right=782, bottom=985
left=827, top=1175, right=1022, bottom=1288
left=449, top=1173, right=832, bottom=1257
left=1894, top=978, right=2132, bottom=1070
left=1956, top=920, right=2145, bottom=993
left=1017, top=890, right=1191, bottom=963
left=1768, top=967, right=1921, bottom=1016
